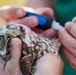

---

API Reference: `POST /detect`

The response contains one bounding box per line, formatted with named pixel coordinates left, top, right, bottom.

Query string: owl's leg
left=20, top=55, right=33, bottom=75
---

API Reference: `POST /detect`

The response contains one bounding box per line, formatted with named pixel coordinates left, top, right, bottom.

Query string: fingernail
left=16, top=9, right=23, bottom=16
left=45, top=33, right=51, bottom=38
left=10, top=38, right=20, bottom=48
left=28, top=17, right=38, bottom=26
left=65, top=22, right=71, bottom=26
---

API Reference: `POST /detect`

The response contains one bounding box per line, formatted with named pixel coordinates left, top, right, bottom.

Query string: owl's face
left=0, top=23, right=33, bottom=59
left=0, top=24, right=20, bottom=57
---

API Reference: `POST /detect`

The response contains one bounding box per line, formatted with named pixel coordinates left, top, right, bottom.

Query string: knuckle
left=69, top=59, right=73, bottom=66
left=70, top=41, right=76, bottom=56
left=69, top=58, right=76, bottom=68
left=69, top=58, right=74, bottom=66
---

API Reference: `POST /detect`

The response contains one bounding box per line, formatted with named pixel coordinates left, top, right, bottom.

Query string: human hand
left=58, top=22, right=76, bottom=68
left=34, top=53, right=64, bottom=75
left=0, top=6, right=57, bottom=38
left=0, top=26, right=64, bottom=75
left=0, top=38, right=22, bottom=75
left=0, top=38, right=64, bottom=75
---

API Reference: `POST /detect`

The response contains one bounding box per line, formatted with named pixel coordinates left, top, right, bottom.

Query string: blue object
left=25, top=12, right=54, bottom=30
left=26, top=13, right=46, bottom=26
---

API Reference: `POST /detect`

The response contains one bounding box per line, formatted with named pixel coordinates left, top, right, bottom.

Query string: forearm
left=25, top=0, right=54, bottom=8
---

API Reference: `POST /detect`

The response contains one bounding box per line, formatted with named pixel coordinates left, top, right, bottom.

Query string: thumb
left=9, top=38, right=22, bottom=63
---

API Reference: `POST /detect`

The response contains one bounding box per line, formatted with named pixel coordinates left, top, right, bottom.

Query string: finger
left=65, top=22, right=76, bottom=38
left=0, top=6, right=25, bottom=20
left=36, top=7, right=54, bottom=18
left=7, top=38, right=22, bottom=65
left=10, top=16, right=38, bottom=28
left=62, top=47, right=76, bottom=68
left=0, top=57, right=6, bottom=70
left=31, top=28, right=44, bottom=33
left=5, top=38, right=22, bottom=73
left=41, top=29, right=57, bottom=38
left=58, top=28, right=76, bottom=57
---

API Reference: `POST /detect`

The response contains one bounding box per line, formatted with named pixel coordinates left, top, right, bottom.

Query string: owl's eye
left=0, top=36, right=4, bottom=43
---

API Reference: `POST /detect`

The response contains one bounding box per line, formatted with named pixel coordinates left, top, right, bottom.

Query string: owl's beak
left=7, top=32, right=16, bottom=37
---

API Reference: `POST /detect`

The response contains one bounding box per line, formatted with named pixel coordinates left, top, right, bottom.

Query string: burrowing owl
left=0, top=23, right=61, bottom=75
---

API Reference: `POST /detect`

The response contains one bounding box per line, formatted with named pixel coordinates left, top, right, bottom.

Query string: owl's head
left=0, top=23, right=33, bottom=60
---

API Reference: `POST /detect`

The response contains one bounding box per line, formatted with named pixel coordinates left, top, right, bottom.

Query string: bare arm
left=25, top=0, right=54, bottom=8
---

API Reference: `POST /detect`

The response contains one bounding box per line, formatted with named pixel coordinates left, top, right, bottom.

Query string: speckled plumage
left=0, top=23, right=61, bottom=75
